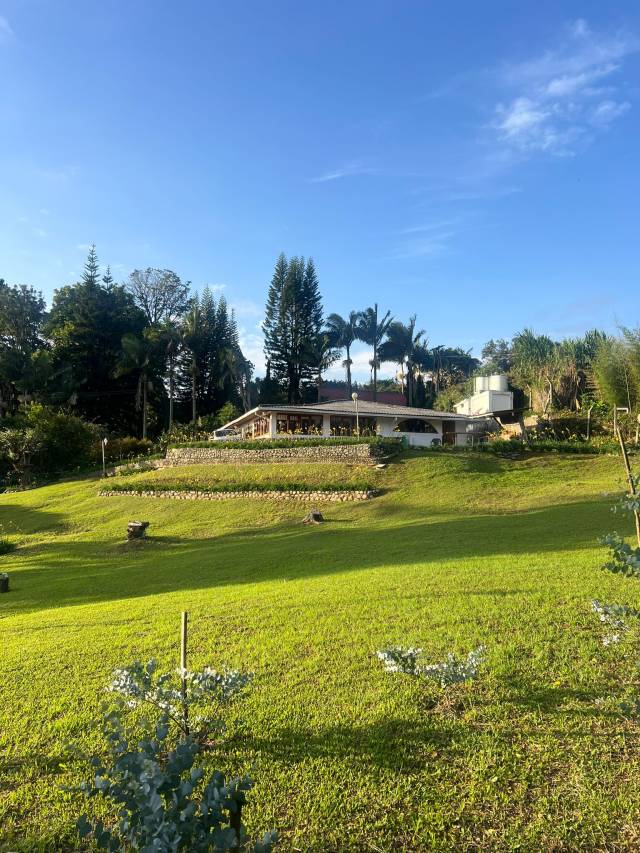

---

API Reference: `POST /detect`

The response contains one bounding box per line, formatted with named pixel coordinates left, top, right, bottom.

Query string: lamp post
left=101, top=437, right=108, bottom=478
left=351, top=391, right=359, bottom=437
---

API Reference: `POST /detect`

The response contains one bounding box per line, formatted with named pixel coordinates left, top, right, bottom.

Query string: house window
left=393, top=419, right=438, bottom=434
left=330, top=416, right=377, bottom=436
left=253, top=416, right=269, bottom=437
left=276, top=414, right=322, bottom=435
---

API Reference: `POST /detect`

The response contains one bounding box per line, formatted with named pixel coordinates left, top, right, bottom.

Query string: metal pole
left=101, top=438, right=107, bottom=478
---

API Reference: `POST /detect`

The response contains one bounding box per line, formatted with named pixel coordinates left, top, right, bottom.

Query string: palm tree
left=307, top=332, right=339, bottom=402
left=356, top=304, right=393, bottom=401
left=117, top=332, right=156, bottom=439
left=378, top=315, right=426, bottom=406
left=325, top=311, right=359, bottom=395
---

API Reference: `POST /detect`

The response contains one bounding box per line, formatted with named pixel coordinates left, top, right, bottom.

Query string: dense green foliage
left=0, top=248, right=250, bottom=437
left=168, top=435, right=402, bottom=451
left=3, top=452, right=640, bottom=849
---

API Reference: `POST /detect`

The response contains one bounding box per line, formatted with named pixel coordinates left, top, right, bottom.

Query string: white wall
left=455, top=389, right=513, bottom=416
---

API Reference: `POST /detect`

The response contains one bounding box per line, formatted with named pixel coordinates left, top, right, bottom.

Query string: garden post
left=181, top=611, right=189, bottom=737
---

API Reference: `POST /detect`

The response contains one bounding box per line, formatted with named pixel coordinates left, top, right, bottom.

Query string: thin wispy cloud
left=308, top=162, right=380, bottom=183
left=493, top=18, right=638, bottom=155
left=0, top=15, right=14, bottom=43
left=399, top=218, right=460, bottom=236
left=391, top=229, right=456, bottom=260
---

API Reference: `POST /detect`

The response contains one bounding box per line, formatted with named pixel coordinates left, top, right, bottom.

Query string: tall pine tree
left=263, top=253, right=323, bottom=402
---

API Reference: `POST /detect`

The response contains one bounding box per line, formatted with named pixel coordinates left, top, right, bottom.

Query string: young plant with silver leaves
left=108, top=658, right=251, bottom=742
left=377, top=645, right=485, bottom=688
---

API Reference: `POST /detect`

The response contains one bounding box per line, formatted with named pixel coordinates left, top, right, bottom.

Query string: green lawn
left=108, top=461, right=379, bottom=491
left=1, top=451, right=640, bottom=851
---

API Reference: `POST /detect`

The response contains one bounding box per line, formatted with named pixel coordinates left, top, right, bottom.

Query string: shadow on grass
left=239, top=716, right=459, bottom=771
left=0, top=503, right=66, bottom=536
left=2, top=494, right=619, bottom=615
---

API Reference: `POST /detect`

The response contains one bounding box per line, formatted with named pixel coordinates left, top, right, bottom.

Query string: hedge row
left=481, top=438, right=620, bottom=455
left=418, top=438, right=619, bottom=455
left=104, top=481, right=375, bottom=495
left=168, top=436, right=403, bottom=451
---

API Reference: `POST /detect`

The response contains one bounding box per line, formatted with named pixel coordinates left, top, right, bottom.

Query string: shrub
left=76, top=658, right=276, bottom=852
left=482, top=437, right=618, bottom=455
left=600, top=533, right=640, bottom=578
left=168, top=436, right=402, bottom=452
left=0, top=539, right=15, bottom=555
left=94, top=436, right=154, bottom=465
left=77, top=712, right=277, bottom=853
left=591, top=600, right=640, bottom=646
left=107, top=659, right=251, bottom=742
left=25, top=404, right=99, bottom=475
left=103, top=480, right=374, bottom=496
left=376, top=646, right=485, bottom=687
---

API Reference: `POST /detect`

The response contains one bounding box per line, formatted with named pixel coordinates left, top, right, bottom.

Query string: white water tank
left=488, top=374, right=508, bottom=392
left=474, top=375, right=489, bottom=393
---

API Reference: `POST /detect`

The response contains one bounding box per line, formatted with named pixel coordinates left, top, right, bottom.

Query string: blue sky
left=1, top=1, right=639, bottom=380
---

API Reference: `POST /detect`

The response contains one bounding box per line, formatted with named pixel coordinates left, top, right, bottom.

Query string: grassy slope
left=111, top=461, right=378, bottom=490
left=1, top=452, right=639, bottom=851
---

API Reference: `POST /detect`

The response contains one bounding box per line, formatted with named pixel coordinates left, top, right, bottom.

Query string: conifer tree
left=102, top=265, right=114, bottom=289
left=82, top=244, right=101, bottom=286
left=262, top=253, right=323, bottom=402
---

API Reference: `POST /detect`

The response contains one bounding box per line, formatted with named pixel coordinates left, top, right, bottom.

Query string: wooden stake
left=181, top=611, right=189, bottom=737
left=616, top=427, right=640, bottom=548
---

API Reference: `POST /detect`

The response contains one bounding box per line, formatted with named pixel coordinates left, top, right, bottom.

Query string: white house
left=454, top=374, right=514, bottom=418
left=220, top=399, right=483, bottom=447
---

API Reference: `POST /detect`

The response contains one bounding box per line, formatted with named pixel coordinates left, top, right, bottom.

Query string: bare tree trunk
left=346, top=345, right=352, bottom=396
left=373, top=341, right=378, bottom=402
left=168, top=356, right=175, bottom=431
left=191, top=354, right=197, bottom=422
left=142, top=376, right=147, bottom=440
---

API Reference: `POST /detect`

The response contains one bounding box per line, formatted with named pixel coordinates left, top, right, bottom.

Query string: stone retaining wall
left=100, top=488, right=377, bottom=502
left=164, top=443, right=389, bottom=466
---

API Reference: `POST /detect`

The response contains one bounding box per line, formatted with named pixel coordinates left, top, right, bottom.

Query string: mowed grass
left=1, top=451, right=640, bottom=851
left=112, top=461, right=379, bottom=491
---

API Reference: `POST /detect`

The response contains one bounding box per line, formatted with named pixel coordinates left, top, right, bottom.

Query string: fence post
left=180, top=611, right=189, bottom=737
left=616, top=428, right=640, bottom=548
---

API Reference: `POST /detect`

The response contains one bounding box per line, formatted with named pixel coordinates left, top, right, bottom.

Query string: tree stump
left=302, top=510, right=324, bottom=525
left=127, top=521, right=150, bottom=540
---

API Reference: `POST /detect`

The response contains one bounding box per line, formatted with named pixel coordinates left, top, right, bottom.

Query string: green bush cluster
left=104, top=480, right=374, bottom=495
left=168, top=436, right=402, bottom=451
left=483, top=438, right=619, bottom=455
left=92, top=436, right=155, bottom=465
left=0, top=538, right=14, bottom=555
